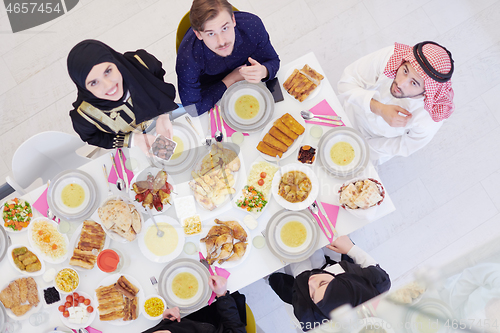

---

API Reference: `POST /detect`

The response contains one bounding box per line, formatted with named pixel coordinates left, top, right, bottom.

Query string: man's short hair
left=190, top=0, right=233, bottom=32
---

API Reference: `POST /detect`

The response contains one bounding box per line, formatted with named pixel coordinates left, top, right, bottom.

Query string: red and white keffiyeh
left=384, top=42, right=454, bottom=122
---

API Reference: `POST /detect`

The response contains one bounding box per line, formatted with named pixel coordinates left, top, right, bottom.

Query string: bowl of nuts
left=150, top=134, right=177, bottom=161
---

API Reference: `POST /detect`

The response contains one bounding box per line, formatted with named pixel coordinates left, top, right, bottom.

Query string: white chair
left=6, top=131, right=93, bottom=195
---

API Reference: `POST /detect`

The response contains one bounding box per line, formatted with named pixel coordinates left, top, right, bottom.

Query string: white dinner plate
left=7, top=244, right=46, bottom=277
left=128, top=167, right=176, bottom=215
left=0, top=277, right=43, bottom=321
left=258, top=110, right=307, bottom=162
left=138, top=216, right=185, bottom=263
left=92, top=194, right=143, bottom=244
left=283, top=65, right=323, bottom=103
left=0, top=227, right=9, bottom=262
left=220, top=81, right=275, bottom=133
left=94, top=274, right=144, bottom=325
left=27, top=217, right=69, bottom=264
left=58, top=291, right=96, bottom=330
left=198, top=216, right=252, bottom=269
left=231, top=157, right=278, bottom=218
left=1, top=198, right=33, bottom=234
left=67, top=222, right=110, bottom=271
left=158, top=258, right=212, bottom=314
left=274, top=216, right=313, bottom=255
left=271, top=163, right=319, bottom=211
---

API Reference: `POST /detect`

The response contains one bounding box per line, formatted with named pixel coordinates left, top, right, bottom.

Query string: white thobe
left=337, top=46, right=443, bottom=165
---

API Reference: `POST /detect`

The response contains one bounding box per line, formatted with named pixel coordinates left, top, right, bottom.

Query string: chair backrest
left=11, top=131, right=92, bottom=189
left=176, top=6, right=239, bottom=53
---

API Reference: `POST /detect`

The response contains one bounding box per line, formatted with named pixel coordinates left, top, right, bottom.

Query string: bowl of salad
left=2, top=198, right=33, bottom=232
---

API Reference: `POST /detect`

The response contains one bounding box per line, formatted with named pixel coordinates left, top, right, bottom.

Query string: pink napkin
left=371, top=299, right=380, bottom=310
left=33, top=187, right=49, bottom=217
left=210, top=105, right=249, bottom=138
left=306, top=99, right=345, bottom=127
left=311, top=201, right=339, bottom=242
left=108, top=149, right=134, bottom=186
left=199, top=252, right=231, bottom=305
left=71, top=328, right=102, bottom=333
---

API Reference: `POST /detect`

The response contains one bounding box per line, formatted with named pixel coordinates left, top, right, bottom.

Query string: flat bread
left=111, top=225, right=136, bottom=242
left=131, top=210, right=141, bottom=234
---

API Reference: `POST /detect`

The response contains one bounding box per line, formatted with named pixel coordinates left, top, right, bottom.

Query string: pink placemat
left=199, top=252, right=231, bottom=305
left=311, top=201, right=339, bottom=242
left=33, top=187, right=49, bottom=217
left=71, top=328, right=102, bottom=333
left=108, top=149, right=134, bottom=187
left=306, top=99, right=345, bottom=127
left=210, top=106, right=249, bottom=138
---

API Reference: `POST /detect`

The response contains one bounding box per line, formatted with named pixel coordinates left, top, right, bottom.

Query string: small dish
left=1, top=198, right=33, bottom=233
left=296, top=144, right=317, bottom=166
left=27, top=218, right=69, bottom=264
left=142, top=295, right=166, bottom=320
left=7, top=244, right=46, bottom=277
left=54, top=268, right=79, bottom=294
left=58, top=291, right=96, bottom=329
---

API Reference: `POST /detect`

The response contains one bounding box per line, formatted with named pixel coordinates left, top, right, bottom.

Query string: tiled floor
left=1, top=0, right=500, bottom=331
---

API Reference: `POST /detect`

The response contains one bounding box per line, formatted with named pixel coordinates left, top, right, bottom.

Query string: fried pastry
left=273, top=120, right=298, bottom=140
left=263, top=133, right=288, bottom=152
left=280, top=113, right=305, bottom=135
left=257, top=141, right=283, bottom=158
left=269, top=126, right=294, bottom=146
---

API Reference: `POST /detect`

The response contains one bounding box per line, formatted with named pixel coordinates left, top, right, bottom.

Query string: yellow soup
left=61, top=183, right=85, bottom=208
left=280, top=221, right=307, bottom=247
left=172, top=272, right=198, bottom=299
left=145, top=223, right=178, bottom=256
left=234, top=94, right=260, bottom=119
left=171, top=135, right=184, bottom=160
left=330, top=141, right=355, bottom=166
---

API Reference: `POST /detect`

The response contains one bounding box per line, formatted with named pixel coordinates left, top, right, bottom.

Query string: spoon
left=205, top=110, right=213, bottom=147
left=110, top=153, right=125, bottom=191
left=146, top=205, right=164, bottom=238
left=275, top=155, right=281, bottom=179
left=300, top=110, right=343, bottom=125
left=309, top=202, right=332, bottom=239
left=78, top=328, right=89, bottom=333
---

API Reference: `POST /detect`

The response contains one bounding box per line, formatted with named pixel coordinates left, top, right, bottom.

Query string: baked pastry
left=283, top=65, right=324, bottom=102
left=263, top=133, right=288, bottom=152
left=257, top=141, right=282, bottom=158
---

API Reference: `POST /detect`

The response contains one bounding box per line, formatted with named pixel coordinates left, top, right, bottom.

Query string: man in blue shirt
left=176, top=0, right=280, bottom=115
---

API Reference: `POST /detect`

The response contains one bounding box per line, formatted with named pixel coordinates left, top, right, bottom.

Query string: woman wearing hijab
left=269, top=236, right=391, bottom=331
left=142, top=275, right=246, bottom=333
left=67, top=39, right=179, bottom=151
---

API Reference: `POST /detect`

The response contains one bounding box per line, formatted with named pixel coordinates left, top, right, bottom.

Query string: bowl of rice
left=54, top=268, right=79, bottom=294
left=28, top=217, right=69, bottom=264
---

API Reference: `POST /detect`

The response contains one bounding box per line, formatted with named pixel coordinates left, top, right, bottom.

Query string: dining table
left=0, top=52, right=395, bottom=333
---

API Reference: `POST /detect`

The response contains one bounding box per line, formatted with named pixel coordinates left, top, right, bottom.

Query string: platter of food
left=0, top=276, right=42, bottom=321
left=2, top=198, right=32, bottom=233
left=68, top=220, right=109, bottom=271
left=271, top=163, right=319, bottom=211
left=130, top=167, right=175, bottom=215
left=264, top=209, right=320, bottom=263
left=57, top=291, right=96, bottom=330
left=283, top=64, right=324, bottom=102
left=153, top=122, right=198, bottom=174
left=318, top=127, right=370, bottom=179
left=220, top=81, right=275, bottom=133
left=257, top=112, right=306, bottom=161
left=158, top=258, right=212, bottom=314
left=0, top=227, right=8, bottom=262
left=94, top=195, right=143, bottom=243
left=232, top=158, right=278, bottom=217
left=338, top=178, right=385, bottom=220
left=47, top=169, right=100, bottom=222
left=27, top=217, right=69, bottom=264
left=94, top=274, right=144, bottom=325
left=199, top=217, right=251, bottom=269
left=189, top=142, right=244, bottom=212
left=138, top=216, right=185, bottom=263
left=7, top=244, right=45, bottom=277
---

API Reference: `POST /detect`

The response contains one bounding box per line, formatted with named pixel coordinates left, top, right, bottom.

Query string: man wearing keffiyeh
left=338, top=41, right=455, bottom=165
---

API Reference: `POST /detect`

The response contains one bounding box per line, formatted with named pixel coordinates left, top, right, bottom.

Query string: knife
left=316, top=201, right=339, bottom=238
left=309, top=118, right=343, bottom=126
left=117, top=149, right=129, bottom=193
left=216, top=105, right=227, bottom=142
left=199, top=252, right=216, bottom=276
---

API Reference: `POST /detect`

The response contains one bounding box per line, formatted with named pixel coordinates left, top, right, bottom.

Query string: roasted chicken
left=132, top=170, right=173, bottom=211
left=201, top=219, right=248, bottom=265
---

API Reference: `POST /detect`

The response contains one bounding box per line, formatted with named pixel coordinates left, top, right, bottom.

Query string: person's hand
left=222, top=66, right=245, bottom=88
left=370, top=99, right=412, bottom=127
left=208, top=275, right=228, bottom=297
left=239, top=57, right=268, bottom=83
left=133, top=133, right=155, bottom=156
left=326, top=235, right=354, bottom=254
left=162, top=306, right=180, bottom=322
left=155, top=114, right=173, bottom=140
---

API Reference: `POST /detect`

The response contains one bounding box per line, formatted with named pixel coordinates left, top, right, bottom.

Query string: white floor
left=2, top=0, right=500, bottom=332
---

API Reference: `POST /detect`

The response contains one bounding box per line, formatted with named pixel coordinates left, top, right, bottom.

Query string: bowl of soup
left=229, top=89, right=266, bottom=125
left=166, top=267, right=204, bottom=306
left=274, top=216, right=313, bottom=255
left=53, top=178, right=91, bottom=215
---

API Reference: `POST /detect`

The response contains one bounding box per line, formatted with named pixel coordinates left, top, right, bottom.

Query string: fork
left=150, top=276, right=159, bottom=293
